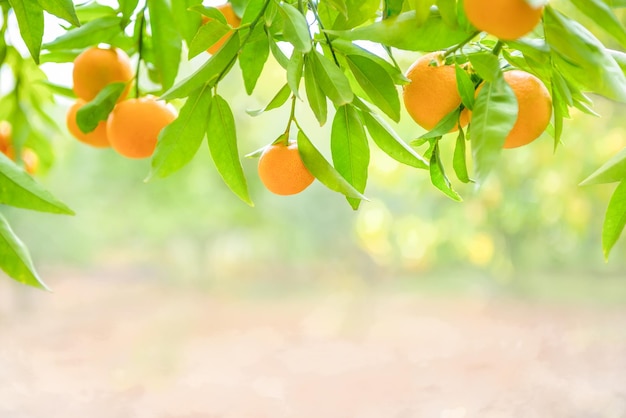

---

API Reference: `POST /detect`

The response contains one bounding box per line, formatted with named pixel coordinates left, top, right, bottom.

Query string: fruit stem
left=134, top=8, right=147, bottom=98
left=308, top=0, right=340, bottom=67
left=443, top=31, right=480, bottom=58
left=282, top=95, right=297, bottom=140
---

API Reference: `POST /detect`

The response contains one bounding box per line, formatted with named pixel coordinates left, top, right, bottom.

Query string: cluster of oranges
left=403, top=0, right=550, bottom=149
left=66, top=46, right=177, bottom=159
left=0, top=120, right=39, bottom=174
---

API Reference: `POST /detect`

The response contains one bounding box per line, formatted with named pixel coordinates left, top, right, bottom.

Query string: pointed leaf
left=0, top=214, right=48, bottom=290
left=331, top=105, right=369, bottom=209
left=207, top=95, right=253, bottom=206
left=161, top=33, right=240, bottom=100
left=581, top=148, right=626, bottom=185
left=603, top=179, right=626, bottom=260
left=430, top=142, right=462, bottom=201
left=76, top=82, right=126, bottom=133
left=188, top=19, right=231, bottom=59
left=239, top=22, right=270, bottom=94
left=149, top=87, right=212, bottom=179
left=304, top=56, right=328, bottom=125
left=277, top=2, right=312, bottom=52
left=287, top=51, right=304, bottom=98
left=120, top=0, right=141, bottom=24
left=455, top=63, right=475, bottom=110
left=453, top=128, right=471, bottom=183
left=310, top=50, right=353, bottom=106
left=171, top=0, right=202, bottom=45
left=470, top=76, right=518, bottom=185
left=147, top=0, right=182, bottom=90
left=37, top=0, right=80, bottom=26
left=0, top=153, right=74, bottom=215
left=345, top=54, right=400, bottom=121
left=326, top=11, right=472, bottom=51
left=571, top=0, right=626, bottom=48
left=297, top=130, right=367, bottom=201
left=246, top=83, right=291, bottom=116
left=8, top=0, right=44, bottom=63
left=361, top=110, right=428, bottom=169
left=44, top=16, right=123, bottom=50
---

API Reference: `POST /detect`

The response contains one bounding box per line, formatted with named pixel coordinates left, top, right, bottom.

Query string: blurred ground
left=1, top=269, right=625, bottom=418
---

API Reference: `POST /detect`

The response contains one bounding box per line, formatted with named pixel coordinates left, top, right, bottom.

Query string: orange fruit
left=258, top=142, right=315, bottom=195
left=5, top=146, right=39, bottom=174
left=464, top=0, right=544, bottom=40
left=203, top=3, right=241, bottom=55
left=473, top=70, right=552, bottom=149
left=403, top=52, right=470, bottom=132
left=106, top=97, right=177, bottom=159
left=66, top=99, right=110, bottom=148
left=72, top=47, right=133, bottom=102
left=0, top=120, right=12, bottom=152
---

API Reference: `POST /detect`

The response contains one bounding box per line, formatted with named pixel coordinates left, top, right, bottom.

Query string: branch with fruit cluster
left=0, top=0, right=625, bottom=289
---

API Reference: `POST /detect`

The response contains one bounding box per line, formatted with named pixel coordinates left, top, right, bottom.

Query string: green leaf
left=161, top=33, right=240, bottom=100
left=188, top=19, right=231, bottom=59
left=327, top=0, right=348, bottom=17
left=8, top=0, right=44, bottom=63
left=544, top=6, right=626, bottom=103
left=147, top=0, right=183, bottom=90
left=304, top=55, right=328, bottom=125
left=287, top=51, right=304, bottom=98
left=44, top=16, right=123, bottom=50
left=603, top=179, right=626, bottom=260
left=453, top=128, right=471, bottom=183
left=326, top=10, right=472, bottom=51
left=331, top=105, right=369, bottom=209
left=430, top=141, right=462, bottom=201
left=0, top=153, right=74, bottom=215
left=309, top=50, right=353, bottom=106
left=171, top=0, right=202, bottom=45
left=455, top=63, right=475, bottom=110
left=385, top=0, right=404, bottom=18
left=278, top=2, right=312, bottom=53
left=418, top=108, right=461, bottom=139
left=437, top=0, right=457, bottom=27
left=345, top=54, right=400, bottom=121
left=297, top=130, right=368, bottom=200
left=470, top=75, right=519, bottom=185
left=37, top=0, right=80, bottom=26
left=361, top=109, right=428, bottom=169
left=0, top=213, right=48, bottom=290
left=246, top=83, right=291, bottom=116
left=76, top=82, right=126, bottom=133
left=332, top=39, right=409, bottom=85
left=241, top=0, right=265, bottom=25
left=75, top=2, right=117, bottom=22
left=571, top=0, right=626, bottom=48
left=149, top=87, right=212, bottom=180
left=468, top=52, right=501, bottom=82
left=188, top=5, right=228, bottom=24
left=239, top=22, right=270, bottom=95
left=119, top=0, right=140, bottom=25
left=331, top=0, right=379, bottom=30
left=207, top=95, right=253, bottom=206
left=269, top=38, right=290, bottom=69
left=581, top=148, right=626, bottom=185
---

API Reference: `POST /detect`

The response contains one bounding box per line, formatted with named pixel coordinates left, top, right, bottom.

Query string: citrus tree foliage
left=1, top=0, right=626, bottom=288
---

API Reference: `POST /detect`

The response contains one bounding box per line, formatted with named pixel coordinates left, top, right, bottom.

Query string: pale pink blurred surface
left=1, top=271, right=625, bottom=418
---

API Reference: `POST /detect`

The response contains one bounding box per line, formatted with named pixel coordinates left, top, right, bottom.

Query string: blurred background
left=1, top=1, right=626, bottom=417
